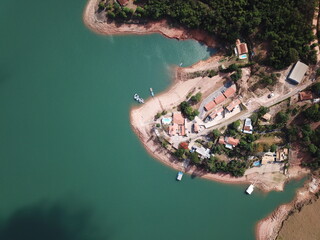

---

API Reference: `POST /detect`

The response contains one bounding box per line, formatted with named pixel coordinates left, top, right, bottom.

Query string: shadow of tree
left=0, top=201, right=110, bottom=240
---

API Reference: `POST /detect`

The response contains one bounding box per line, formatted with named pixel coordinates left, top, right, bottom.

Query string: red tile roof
left=204, top=101, right=216, bottom=111
left=210, top=107, right=224, bottom=119
left=235, top=39, right=248, bottom=55
left=226, top=99, right=241, bottom=112
left=218, top=136, right=225, bottom=145
left=117, top=0, right=129, bottom=5
left=299, top=91, right=313, bottom=101
left=214, top=94, right=226, bottom=104
left=226, top=137, right=239, bottom=146
left=240, top=43, right=248, bottom=54
left=223, top=86, right=236, bottom=98
left=173, top=112, right=185, bottom=125
left=193, top=123, right=199, bottom=133
left=169, top=124, right=177, bottom=136
left=180, top=125, right=185, bottom=136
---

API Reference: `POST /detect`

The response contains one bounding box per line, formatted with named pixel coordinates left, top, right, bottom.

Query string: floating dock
left=246, top=184, right=254, bottom=195
left=176, top=171, right=183, bottom=181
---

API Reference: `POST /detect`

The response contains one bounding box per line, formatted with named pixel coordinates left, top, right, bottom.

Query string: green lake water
left=0, top=0, right=305, bottom=239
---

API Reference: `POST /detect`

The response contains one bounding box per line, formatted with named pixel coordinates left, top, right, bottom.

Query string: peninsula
left=83, top=0, right=320, bottom=239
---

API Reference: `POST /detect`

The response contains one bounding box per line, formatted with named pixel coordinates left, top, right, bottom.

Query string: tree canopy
left=130, top=0, right=317, bottom=69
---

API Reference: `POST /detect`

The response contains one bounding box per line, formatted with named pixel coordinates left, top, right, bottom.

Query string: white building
left=195, top=146, right=211, bottom=159
left=287, top=61, right=308, bottom=85
left=242, top=118, right=253, bottom=134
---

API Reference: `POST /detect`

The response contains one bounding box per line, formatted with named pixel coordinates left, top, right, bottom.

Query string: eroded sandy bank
left=256, top=177, right=320, bottom=240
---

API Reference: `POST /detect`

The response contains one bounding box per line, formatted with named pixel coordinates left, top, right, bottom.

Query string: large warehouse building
left=287, top=61, right=308, bottom=85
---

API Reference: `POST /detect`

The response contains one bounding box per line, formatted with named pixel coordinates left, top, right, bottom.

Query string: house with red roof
left=223, top=86, right=236, bottom=98
left=204, top=101, right=216, bottom=111
left=218, top=136, right=239, bottom=149
left=173, top=112, right=185, bottom=125
left=299, top=91, right=313, bottom=101
left=226, top=99, right=241, bottom=112
left=214, top=94, right=226, bottom=105
left=235, top=39, right=248, bottom=56
left=209, top=107, right=224, bottom=120
left=169, top=112, right=186, bottom=136
left=116, top=0, right=129, bottom=6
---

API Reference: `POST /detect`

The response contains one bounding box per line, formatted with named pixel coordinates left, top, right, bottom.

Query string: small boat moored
left=176, top=171, right=183, bottom=181
left=133, top=93, right=144, bottom=104
left=150, top=88, right=154, bottom=97
left=246, top=184, right=254, bottom=195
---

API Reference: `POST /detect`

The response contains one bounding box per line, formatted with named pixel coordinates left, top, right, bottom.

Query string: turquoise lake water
left=0, top=0, right=304, bottom=239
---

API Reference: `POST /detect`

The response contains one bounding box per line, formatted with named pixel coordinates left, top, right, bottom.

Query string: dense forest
left=101, top=0, right=318, bottom=69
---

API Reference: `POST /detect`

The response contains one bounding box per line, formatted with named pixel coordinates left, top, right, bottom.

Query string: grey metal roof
left=288, top=61, right=308, bottom=84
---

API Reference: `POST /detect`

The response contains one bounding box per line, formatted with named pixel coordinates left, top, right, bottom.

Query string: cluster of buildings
left=204, top=85, right=241, bottom=122
left=166, top=112, right=201, bottom=138
left=168, top=112, right=186, bottom=136
left=216, top=117, right=253, bottom=150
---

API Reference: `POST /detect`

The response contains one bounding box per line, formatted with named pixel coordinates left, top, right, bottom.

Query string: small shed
left=262, top=113, right=272, bottom=122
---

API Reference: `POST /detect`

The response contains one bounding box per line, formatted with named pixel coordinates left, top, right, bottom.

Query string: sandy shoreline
left=83, top=2, right=314, bottom=239
left=83, top=0, right=253, bottom=186
left=83, top=0, right=309, bottom=191
left=83, top=0, right=312, bottom=192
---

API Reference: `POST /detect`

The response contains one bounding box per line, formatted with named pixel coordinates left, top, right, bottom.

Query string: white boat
left=139, top=98, right=144, bottom=104
left=133, top=93, right=144, bottom=104
left=133, top=93, right=139, bottom=100
left=150, top=88, right=154, bottom=97
left=179, top=62, right=183, bottom=67
left=176, top=171, right=183, bottom=181
left=246, top=184, right=254, bottom=195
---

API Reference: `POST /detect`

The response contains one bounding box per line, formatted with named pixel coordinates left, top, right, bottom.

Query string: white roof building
left=242, top=118, right=253, bottom=134
left=195, top=146, right=211, bottom=159
left=246, top=184, right=254, bottom=195
left=287, top=61, right=308, bottom=85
